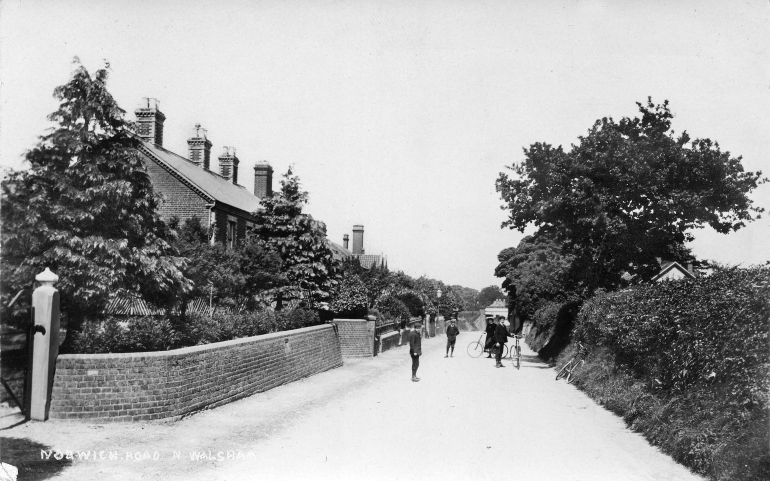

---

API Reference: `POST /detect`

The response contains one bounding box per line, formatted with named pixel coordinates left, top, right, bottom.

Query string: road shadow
left=0, top=437, right=72, bottom=480
left=519, top=354, right=552, bottom=368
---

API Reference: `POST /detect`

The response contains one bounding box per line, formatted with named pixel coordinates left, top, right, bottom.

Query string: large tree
left=252, top=168, right=340, bottom=308
left=1, top=59, right=189, bottom=326
left=494, top=234, right=577, bottom=320
left=496, top=99, right=765, bottom=292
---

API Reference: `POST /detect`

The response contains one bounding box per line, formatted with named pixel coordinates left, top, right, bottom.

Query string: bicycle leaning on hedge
left=467, top=333, right=508, bottom=358
left=555, top=342, right=589, bottom=383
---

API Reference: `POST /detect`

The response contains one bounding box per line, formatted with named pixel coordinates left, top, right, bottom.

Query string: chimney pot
left=187, top=124, right=212, bottom=169
left=254, top=161, right=273, bottom=199
left=343, top=234, right=349, bottom=250
left=352, top=225, right=364, bottom=255
left=135, top=99, right=165, bottom=146
left=218, top=147, right=239, bottom=184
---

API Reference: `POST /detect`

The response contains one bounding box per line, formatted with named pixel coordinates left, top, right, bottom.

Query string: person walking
left=493, top=316, right=510, bottom=368
left=409, top=322, right=422, bottom=382
left=444, top=318, right=460, bottom=357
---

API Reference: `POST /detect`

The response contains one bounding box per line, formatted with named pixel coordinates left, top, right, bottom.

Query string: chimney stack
left=218, top=147, right=239, bottom=184
left=187, top=124, right=212, bottom=170
left=253, top=161, right=273, bottom=199
left=352, top=225, right=364, bottom=255
left=343, top=234, right=349, bottom=250
left=135, top=98, right=165, bottom=146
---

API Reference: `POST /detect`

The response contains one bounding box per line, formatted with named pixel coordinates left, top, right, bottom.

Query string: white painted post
left=29, top=268, right=60, bottom=421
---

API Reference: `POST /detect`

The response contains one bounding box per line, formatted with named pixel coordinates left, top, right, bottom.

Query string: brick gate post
left=30, top=268, right=60, bottom=421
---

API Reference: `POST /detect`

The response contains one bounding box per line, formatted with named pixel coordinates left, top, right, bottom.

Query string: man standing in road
left=445, top=318, right=460, bottom=358
left=409, top=322, right=422, bottom=382
left=493, top=316, right=510, bottom=368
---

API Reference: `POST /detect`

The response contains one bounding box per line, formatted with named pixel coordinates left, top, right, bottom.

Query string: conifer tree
left=1, top=59, right=189, bottom=327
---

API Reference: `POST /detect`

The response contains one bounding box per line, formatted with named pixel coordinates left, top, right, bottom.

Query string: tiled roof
left=354, top=254, right=382, bottom=269
left=140, top=141, right=263, bottom=214
left=327, top=241, right=352, bottom=261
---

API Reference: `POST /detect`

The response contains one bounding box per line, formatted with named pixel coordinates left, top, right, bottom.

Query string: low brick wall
left=379, top=331, right=402, bottom=354
left=332, top=319, right=375, bottom=357
left=49, top=324, right=342, bottom=422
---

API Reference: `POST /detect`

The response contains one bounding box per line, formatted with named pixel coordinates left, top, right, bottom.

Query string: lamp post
left=436, top=288, right=442, bottom=338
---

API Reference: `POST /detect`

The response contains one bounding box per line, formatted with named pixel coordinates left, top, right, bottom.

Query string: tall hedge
left=573, top=266, right=769, bottom=480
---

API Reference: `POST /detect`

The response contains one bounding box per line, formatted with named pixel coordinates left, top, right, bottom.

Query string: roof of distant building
left=354, top=254, right=382, bottom=269
left=328, top=241, right=353, bottom=261
left=652, top=261, right=696, bottom=282
left=140, top=140, right=263, bottom=213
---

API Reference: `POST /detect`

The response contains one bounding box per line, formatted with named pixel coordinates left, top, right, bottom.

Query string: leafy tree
left=329, top=273, right=368, bottom=318
left=1, top=59, right=189, bottom=328
left=171, top=216, right=285, bottom=313
left=477, top=285, right=506, bottom=308
left=494, top=233, right=577, bottom=321
left=451, top=285, right=481, bottom=310
left=253, top=168, right=340, bottom=308
left=496, top=98, right=766, bottom=293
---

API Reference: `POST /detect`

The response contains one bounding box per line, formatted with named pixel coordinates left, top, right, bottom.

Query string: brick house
left=134, top=100, right=273, bottom=247
left=337, top=225, right=385, bottom=268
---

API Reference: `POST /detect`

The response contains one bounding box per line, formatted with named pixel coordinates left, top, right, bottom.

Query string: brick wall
left=143, top=153, right=211, bottom=223
left=332, top=319, right=375, bottom=357
left=49, top=325, right=342, bottom=422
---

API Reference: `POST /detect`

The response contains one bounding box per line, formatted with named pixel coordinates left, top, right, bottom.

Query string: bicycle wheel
left=515, top=346, right=521, bottom=370
left=556, top=360, right=574, bottom=381
left=503, top=344, right=509, bottom=359
left=567, top=360, right=585, bottom=384
left=467, top=341, right=484, bottom=358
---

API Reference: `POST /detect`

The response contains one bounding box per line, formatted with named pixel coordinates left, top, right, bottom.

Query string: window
left=227, top=220, right=237, bottom=249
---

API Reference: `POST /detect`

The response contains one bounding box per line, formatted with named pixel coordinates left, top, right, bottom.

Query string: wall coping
left=332, top=318, right=370, bottom=323
left=57, top=324, right=333, bottom=361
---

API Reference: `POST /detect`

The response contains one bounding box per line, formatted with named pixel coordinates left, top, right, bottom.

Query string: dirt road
left=0, top=334, right=703, bottom=480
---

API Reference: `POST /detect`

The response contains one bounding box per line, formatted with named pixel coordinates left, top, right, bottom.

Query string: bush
left=66, top=308, right=322, bottom=353
left=566, top=266, right=770, bottom=480
left=67, top=316, right=178, bottom=354
left=376, top=296, right=411, bottom=324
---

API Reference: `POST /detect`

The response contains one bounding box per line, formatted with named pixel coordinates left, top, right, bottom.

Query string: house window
left=227, top=220, right=237, bottom=249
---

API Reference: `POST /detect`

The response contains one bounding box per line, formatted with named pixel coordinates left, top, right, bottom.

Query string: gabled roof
left=140, top=141, right=263, bottom=214
left=652, top=261, right=696, bottom=282
left=327, top=241, right=352, bottom=261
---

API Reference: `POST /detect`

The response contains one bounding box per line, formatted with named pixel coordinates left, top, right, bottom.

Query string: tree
left=329, top=273, right=368, bottom=318
left=477, top=285, right=506, bottom=308
left=494, top=233, right=577, bottom=321
left=1, top=59, right=189, bottom=328
left=451, top=285, right=481, bottom=310
left=496, top=98, right=766, bottom=293
left=253, top=167, right=340, bottom=308
left=171, top=216, right=285, bottom=313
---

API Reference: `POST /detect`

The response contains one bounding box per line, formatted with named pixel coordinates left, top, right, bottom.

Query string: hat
left=450, top=319, right=456, bottom=323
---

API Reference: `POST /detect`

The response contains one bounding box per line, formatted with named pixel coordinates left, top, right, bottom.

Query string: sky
left=1, top=0, right=768, bottom=291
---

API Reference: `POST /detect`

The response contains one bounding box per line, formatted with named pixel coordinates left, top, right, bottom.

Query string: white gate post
left=29, top=268, right=60, bottom=421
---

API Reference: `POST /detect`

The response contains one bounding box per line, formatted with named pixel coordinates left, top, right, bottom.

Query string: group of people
left=408, top=313, right=516, bottom=381
left=484, top=315, right=512, bottom=368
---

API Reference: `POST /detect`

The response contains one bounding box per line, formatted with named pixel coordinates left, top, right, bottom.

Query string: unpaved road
left=0, top=334, right=703, bottom=481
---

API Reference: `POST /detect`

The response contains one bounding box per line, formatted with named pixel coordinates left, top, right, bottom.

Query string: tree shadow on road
left=0, top=437, right=72, bottom=480
left=519, top=354, right=551, bottom=368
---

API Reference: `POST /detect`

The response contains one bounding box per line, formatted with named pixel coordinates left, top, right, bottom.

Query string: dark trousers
left=495, top=343, right=505, bottom=364
left=411, top=353, right=420, bottom=377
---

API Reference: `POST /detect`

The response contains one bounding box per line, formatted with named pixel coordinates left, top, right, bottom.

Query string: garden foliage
left=568, top=267, right=769, bottom=480
left=66, top=308, right=321, bottom=354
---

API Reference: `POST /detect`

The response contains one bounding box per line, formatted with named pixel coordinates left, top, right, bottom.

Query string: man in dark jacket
left=409, top=323, right=422, bottom=382
left=493, top=316, right=510, bottom=368
left=445, top=318, right=460, bottom=358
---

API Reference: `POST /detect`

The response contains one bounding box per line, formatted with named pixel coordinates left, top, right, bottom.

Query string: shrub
left=376, top=296, right=411, bottom=324
left=67, top=308, right=321, bottom=353
left=567, top=266, right=770, bottom=480
left=67, top=316, right=178, bottom=353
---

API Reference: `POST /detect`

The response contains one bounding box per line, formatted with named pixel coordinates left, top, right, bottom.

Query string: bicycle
left=510, top=335, right=523, bottom=370
left=555, top=342, right=589, bottom=383
left=467, top=334, right=508, bottom=358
